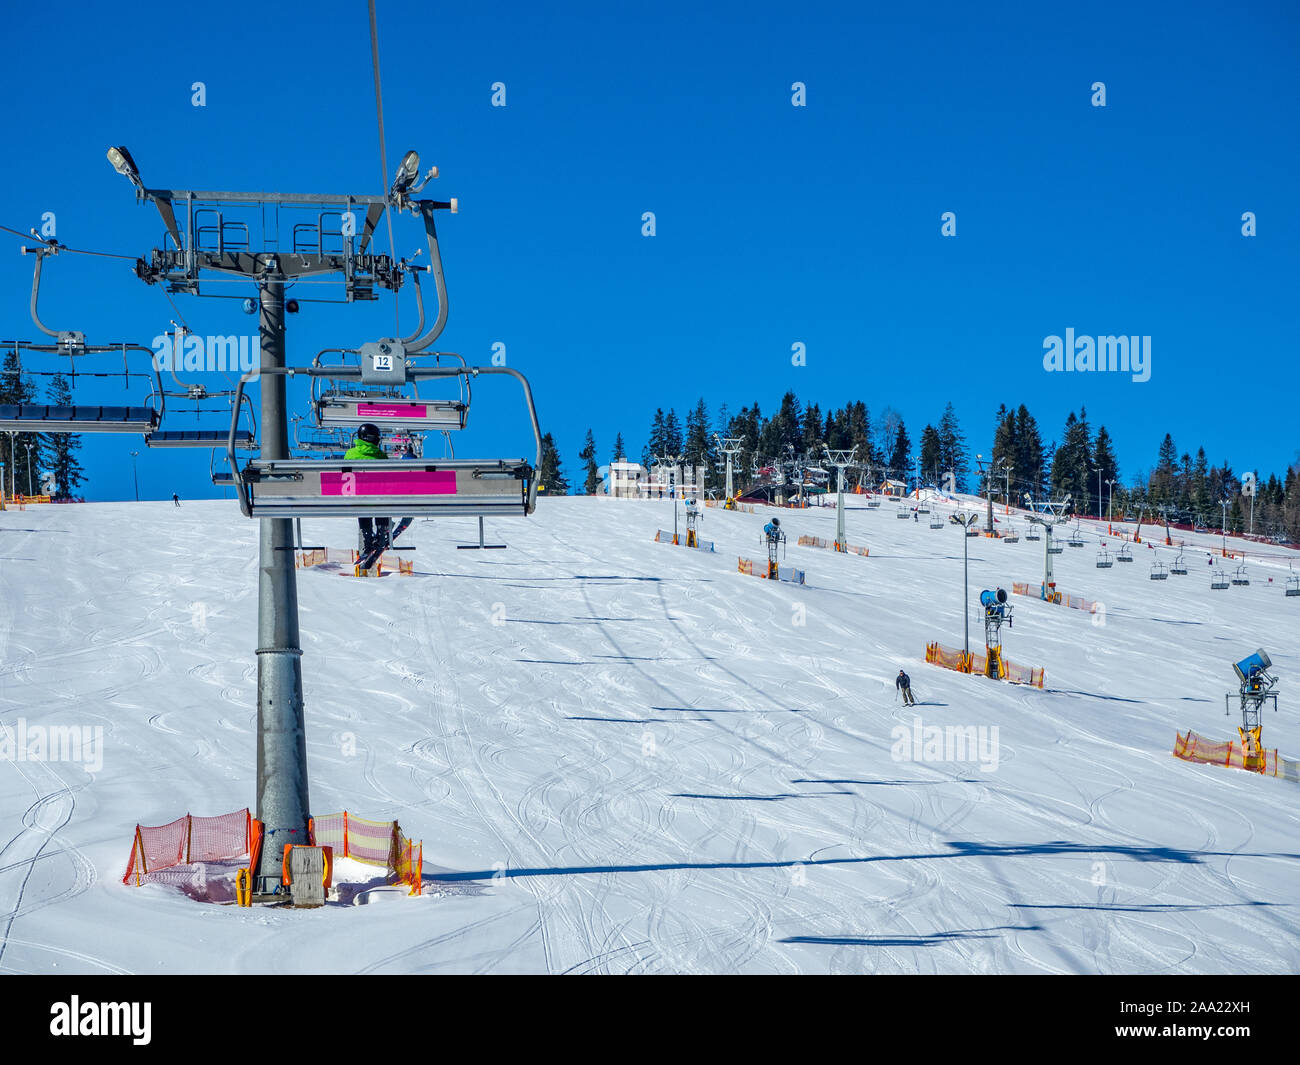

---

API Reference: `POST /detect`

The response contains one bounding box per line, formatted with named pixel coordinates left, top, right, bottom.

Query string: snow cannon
left=1233, top=649, right=1272, bottom=686
left=980, top=588, right=1008, bottom=616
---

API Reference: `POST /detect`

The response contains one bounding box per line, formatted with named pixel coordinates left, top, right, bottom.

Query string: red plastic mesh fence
left=1173, top=731, right=1279, bottom=775
left=309, top=811, right=421, bottom=893
left=122, top=809, right=252, bottom=885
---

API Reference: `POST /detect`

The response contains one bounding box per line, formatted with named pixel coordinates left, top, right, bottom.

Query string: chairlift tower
left=1023, top=493, right=1072, bottom=602
left=714, top=434, right=743, bottom=502
left=824, top=445, right=857, bottom=551
left=109, top=145, right=456, bottom=892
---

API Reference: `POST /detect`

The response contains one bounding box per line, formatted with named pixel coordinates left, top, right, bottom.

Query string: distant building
left=610, top=460, right=647, bottom=499
left=879, top=478, right=908, bottom=498
left=609, top=459, right=707, bottom=499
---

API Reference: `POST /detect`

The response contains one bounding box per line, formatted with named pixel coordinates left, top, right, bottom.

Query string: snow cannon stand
left=655, top=499, right=716, bottom=551
left=740, top=526, right=805, bottom=584
left=924, top=588, right=1045, bottom=687
left=1173, top=649, right=1288, bottom=777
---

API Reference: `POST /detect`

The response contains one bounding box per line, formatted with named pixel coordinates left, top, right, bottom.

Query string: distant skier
left=913, top=509, right=918, bottom=522
left=345, top=423, right=390, bottom=557
left=172, top=493, right=180, bottom=507
left=897, top=669, right=916, bottom=706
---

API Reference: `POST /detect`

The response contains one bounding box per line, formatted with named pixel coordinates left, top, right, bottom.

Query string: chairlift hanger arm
left=403, top=200, right=450, bottom=352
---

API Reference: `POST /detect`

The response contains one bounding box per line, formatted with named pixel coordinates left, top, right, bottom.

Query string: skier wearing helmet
left=345, top=423, right=390, bottom=557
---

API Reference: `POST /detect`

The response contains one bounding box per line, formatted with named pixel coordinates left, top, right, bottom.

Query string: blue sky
left=0, top=0, right=1295, bottom=499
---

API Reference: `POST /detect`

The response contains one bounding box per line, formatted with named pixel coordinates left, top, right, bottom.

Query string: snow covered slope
left=1, top=496, right=1297, bottom=974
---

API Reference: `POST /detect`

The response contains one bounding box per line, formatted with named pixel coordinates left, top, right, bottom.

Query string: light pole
left=130, top=450, right=140, bottom=502
left=952, top=511, right=979, bottom=654
left=1105, top=479, right=1116, bottom=523
left=1221, top=498, right=1228, bottom=556
left=24, top=442, right=33, bottom=495
left=6, top=431, right=14, bottom=496
left=1001, top=463, right=1013, bottom=514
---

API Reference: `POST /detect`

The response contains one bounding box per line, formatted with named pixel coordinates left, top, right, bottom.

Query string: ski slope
left=1, top=495, right=1297, bottom=974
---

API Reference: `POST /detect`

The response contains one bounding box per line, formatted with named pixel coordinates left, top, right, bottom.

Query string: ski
left=354, top=516, right=414, bottom=573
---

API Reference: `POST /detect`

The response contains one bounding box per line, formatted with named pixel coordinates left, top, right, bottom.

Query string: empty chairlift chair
left=1001, top=524, right=1019, bottom=543
left=0, top=403, right=159, bottom=434
left=1116, top=543, right=1133, bottom=563
left=1025, top=524, right=1041, bottom=541
left=1170, top=553, right=1188, bottom=575
left=1150, top=560, right=1168, bottom=580
left=1096, top=547, right=1113, bottom=568
left=1231, top=565, right=1250, bottom=586
left=1211, top=568, right=1230, bottom=590
left=1047, top=537, right=1064, bottom=554
left=929, top=512, right=944, bottom=529
left=1067, top=525, right=1085, bottom=547
left=1286, top=572, right=1300, bottom=597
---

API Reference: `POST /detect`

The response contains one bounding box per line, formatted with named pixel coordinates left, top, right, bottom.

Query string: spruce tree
left=538, top=433, right=569, bottom=495
left=44, top=372, right=84, bottom=498
left=579, top=429, right=600, bottom=494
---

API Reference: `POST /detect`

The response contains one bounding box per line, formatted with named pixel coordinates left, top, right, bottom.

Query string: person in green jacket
left=345, top=423, right=390, bottom=556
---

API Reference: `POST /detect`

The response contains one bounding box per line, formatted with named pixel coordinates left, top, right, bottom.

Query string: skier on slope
left=897, top=668, right=917, bottom=706
left=345, top=423, right=390, bottom=557
left=172, top=493, right=181, bottom=507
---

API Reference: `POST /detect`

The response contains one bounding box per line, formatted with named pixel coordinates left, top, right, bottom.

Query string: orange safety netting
left=925, top=642, right=1044, bottom=687
left=122, top=808, right=252, bottom=885
left=1011, top=582, right=1095, bottom=612
left=737, top=558, right=755, bottom=575
left=309, top=811, right=422, bottom=895
left=797, top=535, right=868, bottom=555
left=1173, top=731, right=1284, bottom=776
left=298, top=547, right=412, bottom=575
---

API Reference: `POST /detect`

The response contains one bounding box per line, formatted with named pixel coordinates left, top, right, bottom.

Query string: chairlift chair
left=1067, top=525, right=1085, bottom=547
left=1286, top=572, right=1300, bottom=597
left=1211, top=569, right=1229, bottom=590
left=1231, top=565, right=1250, bottom=586
left=227, top=359, right=541, bottom=521
left=1170, top=553, right=1188, bottom=575
left=1047, top=539, right=1064, bottom=554
left=1150, top=561, right=1168, bottom=580
left=1001, top=525, right=1019, bottom=542
left=929, top=512, right=944, bottom=529
left=1116, top=543, right=1133, bottom=562
left=1025, top=525, right=1041, bottom=541
left=1096, top=548, right=1113, bottom=568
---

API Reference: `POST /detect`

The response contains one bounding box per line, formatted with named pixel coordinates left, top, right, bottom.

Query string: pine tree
left=918, top=424, right=942, bottom=483
left=936, top=402, right=968, bottom=492
left=1092, top=425, right=1119, bottom=518
left=44, top=372, right=84, bottom=498
left=662, top=408, right=683, bottom=455
left=889, top=422, right=912, bottom=485
left=643, top=409, right=666, bottom=466
left=538, top=433, right=568, bottom=495
left=612, top=432, right=626, bottom=464
left=1013, top=406, right=1045, bottom=499
left=579, top=429, right=600, bottom=495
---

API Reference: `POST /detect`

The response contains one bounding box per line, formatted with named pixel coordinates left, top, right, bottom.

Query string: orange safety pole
left=185, top=814, right=192, bottom=863
left=343, top=811, right=349, bottom=858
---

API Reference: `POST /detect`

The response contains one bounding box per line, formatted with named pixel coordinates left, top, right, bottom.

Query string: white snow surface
left=1, top=495, right=1297, bottom=974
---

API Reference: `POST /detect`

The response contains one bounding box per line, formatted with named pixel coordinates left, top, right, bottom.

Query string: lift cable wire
left=367, top=0, right=400, bottom=338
